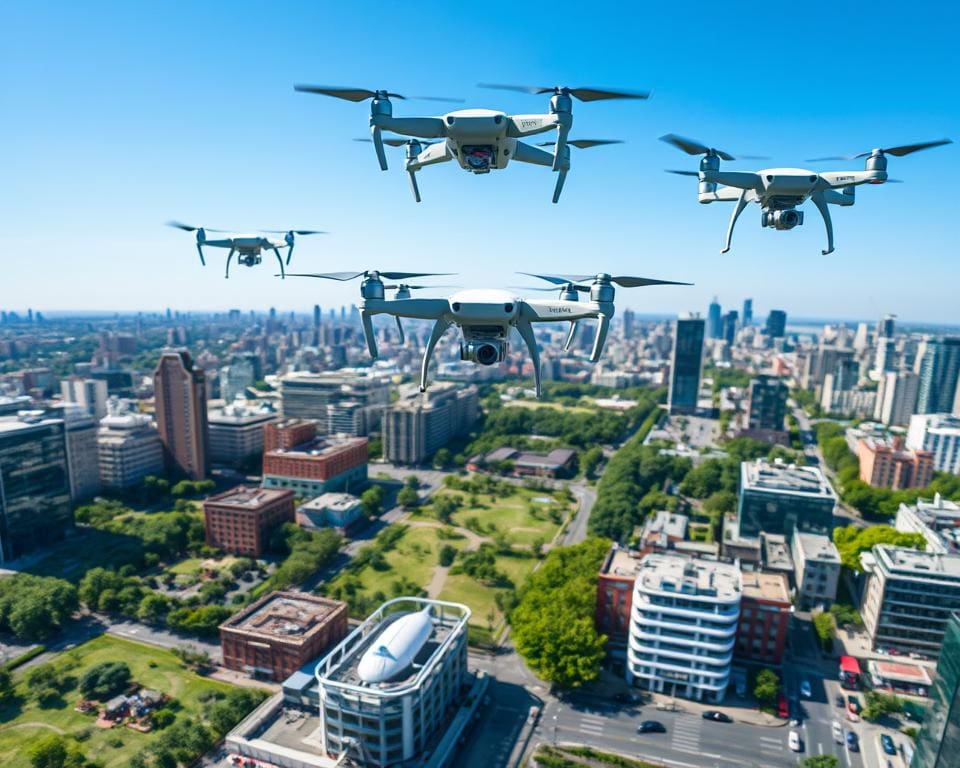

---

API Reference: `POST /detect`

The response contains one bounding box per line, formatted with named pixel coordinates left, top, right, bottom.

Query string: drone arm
left=552, top=170, right=568, bottom=204
left=505, top=114, right=559, bottom=138
left=822, top=186, right=855, bottom=207
left=722, top=189, right=751, bottom=254
left=698, top=186, right=744, bottom=203
left=364, top=297, right=450, bottom=321
left=820, top=170, right=885, bottom=187
left=810, top=191, right=835, bottom=256
left=590, top=312, right=612, bottom=363
left=273, top=248, right=285, bottom=279
left=285, top=240, right=294, bottom=265
left=511, top=141, right=555, bottom=167
left=551, top=114, right=572, bottom=172
left=360, top=310, right=378, bottom=358
left=515, top=319, right=542, bottom=398
left=370, top=126, right=388, bottom=171
left=703, top=170, right=762, bottom=191
left=407, top=171, right=421, bottom=203
left=520, top=300, right=600, bottom=323
left=224, top=248, right=235, bottom=279
left=373, top=116, right=447, bottom=139
left=407, top=141, right=453, bottom=170
left=420, top=318, right=451, bottom=392
left=563, top=321, right=578, bottom=351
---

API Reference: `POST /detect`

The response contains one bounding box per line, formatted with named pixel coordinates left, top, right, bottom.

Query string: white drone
left=661, top=134, right=952, bottom=254
left=284, top=269, right=689, bottom=397
left=294, top=83, right=648, bottom=203
left=167, top=222, right=325, bottom=278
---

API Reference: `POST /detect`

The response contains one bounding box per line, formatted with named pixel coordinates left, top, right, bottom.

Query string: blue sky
left=2, top=1, right=957, bottom=322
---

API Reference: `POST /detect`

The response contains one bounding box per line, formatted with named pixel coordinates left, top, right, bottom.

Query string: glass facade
left=737, top=488, right=834, bottom=539
left=669, top=316, right=705, bottom=415
left=913, top=612, right=960, bottom=767
left=0, top=418, right=72, bottom=562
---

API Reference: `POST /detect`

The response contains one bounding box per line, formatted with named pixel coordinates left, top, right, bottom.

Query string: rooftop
left=221, top=591, right=346, bottom=644
left=208, top=399, right=277, bottom=425
left=635, top=553, right=741, bottom=600
left=795, top=532, right=841, bottom=563
left=267, top=435, right=367, bottom=457
left=643, top=511, right=689, bottom=540
left=873, top=545, right=960, bottom=579
left=762, top=533, right=795, bottom=571
left=601, top=546, right=645, bottom=579
left=742, top=458, right=837, bottom=500
left=741, top=571, right=791, bottom=604
left=300, top=493, right=361, bottom=513
left=0, top=411, right=63, bottom=434
left=867, top=659, right=933, bottom=686
left=206, top=485, right=293, bottom=509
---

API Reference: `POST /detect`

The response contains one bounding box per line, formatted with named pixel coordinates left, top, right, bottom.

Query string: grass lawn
left=502, top=399, right=594, bottom=415
left=0, top=635, right=246, bottom=768
left=166, top=557, right=204, bottom=576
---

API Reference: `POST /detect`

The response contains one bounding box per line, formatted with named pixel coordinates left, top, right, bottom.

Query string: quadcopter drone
left=294, top=83, right=647, bottom=203
left=284, top=269, right=689, bottom=397
left=167, top=222, right=325, bottom=278
left=661, top=135, right=953, bottom=254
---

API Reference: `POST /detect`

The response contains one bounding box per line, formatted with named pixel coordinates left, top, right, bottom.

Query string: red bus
left=839, top=656, right=861, bottom=689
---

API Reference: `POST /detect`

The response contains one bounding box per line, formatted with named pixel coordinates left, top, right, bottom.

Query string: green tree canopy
left=833, top=525, right=926, bottom=571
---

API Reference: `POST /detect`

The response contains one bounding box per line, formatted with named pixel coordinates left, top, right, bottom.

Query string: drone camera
left=762, top=209, right=804, bottom=230
left=463, top=145, right=495, bottom=173
left=240, top=254, right=262, bottom=267
left=461, top=340, right=507, bottom=366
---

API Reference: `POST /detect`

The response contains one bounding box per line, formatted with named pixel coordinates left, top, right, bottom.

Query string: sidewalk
left=644, top=690, right=786, bottom=727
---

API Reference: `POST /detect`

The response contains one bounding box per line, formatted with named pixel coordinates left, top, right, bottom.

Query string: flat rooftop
left=601, top=547, right=645, bottom=579
left=268, top=435, right=366, bottom=457
left=762, top=533, right=795, bottom=571
left=635, top=554, right=741, bottom=600
left=874, top=545, right=960, bottom=579
left=741, top=571, right=790, bottom=603
left=742, top=458, right=837, bottom=500
left=795, top=532, right=841, bottom=563
left=206, top=485, right=293, bottom=509
left=300, top=493, right=360, bottom=513
left=644, top=511, right=689, bottom=540
left=0, top=412, right=62, bottom=434
left=868, top=659, right=933, bottom=685
left=221, top=591, right=345, bottom=643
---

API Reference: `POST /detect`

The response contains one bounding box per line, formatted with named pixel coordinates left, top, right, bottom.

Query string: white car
left=832, top=720, right=844, bottom=744
left=789, top=730, right=802, bottom=752
left=800, top=680, right=812, bottom=698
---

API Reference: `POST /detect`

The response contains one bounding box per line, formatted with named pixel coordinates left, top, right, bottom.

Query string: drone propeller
left=284, top=270, right=454, bottom=282
left=294, top=84, right=463, bottom=103
left=260, top=229, right=326, bottom=235
left=807, top=139, right=952, bottom=162
left=354, top=137, right=435, bottom=148
left=659, top=134, right=739, bottom=161
left=477, top=83, right=649, bottom=101
left=509, top=284, right=590, bottom=292
left=520, top=272, right=692, bottom=288
left=666, top=169, right=700, bottom=177
left=167, top=221, right=233, bottom=233
left=536, top=139, right=623, bottom=149
left=384, top=284, right=458, bottom=290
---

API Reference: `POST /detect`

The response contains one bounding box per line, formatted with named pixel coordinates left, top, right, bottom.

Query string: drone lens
left=476, top=344, right=499, bottom=366
left=504, top=303, right=514, bottom=313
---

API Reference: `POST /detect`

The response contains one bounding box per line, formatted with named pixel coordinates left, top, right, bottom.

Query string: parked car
left=832, top=720, right=844, bottom=744
left=613, top=692, right=638, bottom=704
left=777, top=693, right=789, bottom=719
left=702, top=711, right=733, bottom=723
left=847, top=695, right=861, bottom=714
left=800, top=680, right=812, bottom=698
left=637, top=720, right=666, bottom=734
left=847, top=731, right=859, bottom=751
left=788, top=730, right=802, bottom=752
left=880, top=734, right=896, bottom=755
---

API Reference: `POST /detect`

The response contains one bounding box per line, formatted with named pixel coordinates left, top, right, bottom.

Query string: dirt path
left=425, top=565, right=450, bottom=598
left=0, top=721, right=67, bottom=735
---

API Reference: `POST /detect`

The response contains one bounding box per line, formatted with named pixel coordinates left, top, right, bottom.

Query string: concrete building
left=626, top=554, right=741, bottom=703
left=203, top=486, right=295, bottom=556
left=279, top=371, right=390, bottom=436
left=857, top=437, right=934, bottom=490
left=382, top=383, right=478, bottom=465
left=60, top=376, right=108, bottom=420
left=154, top=348, right=208, bottom=480
left=262, top=419, right=368, bottom=497
left=298, top=492, right=364, bottom=533
left=219, top=591, right=349, bottom=681
left=874, top=370, right=920, bottom=426
left=735, top=571, right=791, bottom=666
left=97, top=404, right=165, bottom=491
left=791, top=532, right=841, bottom=610
left=746, top=375, right=788, bottom=431
left=668, top=313, right=705, bottom=415
left=912, top=612, right=960, bottom=768
left=596, top=545, right=644, bottom=654
left=0, top=412, right=73, bottom=562
left=907, top=414, right=960, bottom=474
left=736, top=458, right=837, bottom=540
left=707, top=298, right=722, bottom=340
left=57, top=405, right=100, bottom=501
left=467, top=446, right=577, bottom=478
left=219, top=357, right=255, bottom=402
left=896, top=495, right=960, bottom=554
left=917, top=337, right=960, bottom=416
left=207, top=399, right=277, bottom=468
left=861, top=545, right=960, bottom=655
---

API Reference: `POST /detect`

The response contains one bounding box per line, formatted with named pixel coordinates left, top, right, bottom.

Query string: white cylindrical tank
left=358, top=607, right=434, bottom=684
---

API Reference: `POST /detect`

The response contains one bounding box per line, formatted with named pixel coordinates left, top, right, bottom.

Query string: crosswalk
left=578, top=714, right=605, bottom=736
left=758, top=733, right=786, bottom=758
left=670, top=716, right=701, bottom=753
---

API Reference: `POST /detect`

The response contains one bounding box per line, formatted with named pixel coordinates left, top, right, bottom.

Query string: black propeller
left=260, top=229, right=326, bottom=235
left=284, top=270, right=454, bottom=282
left=666, top=169, right=700, bottom=177
left=536, top=139, right=623, bottom=149
left=660, top=134, right=738, bottom=161
left=294, top=85, right=463, bottom=103
left=519, top=272, right=692, bottom=288
left=478, top=83, right=649, bottom=101
left=354, top=137, right=435, bottom=148
left=807, top=138, right=952, bottom=162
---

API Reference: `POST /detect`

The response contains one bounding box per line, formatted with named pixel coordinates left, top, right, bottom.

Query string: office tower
left=736, top=458, right=837, bottom=539
left=722, top=310, right=739, bottom=345
left=280, top=372, right=390, bottom=435
left=912, top=612, right=960, bottom=767
left=853, top=322, right=870, bottom=351
left=60, top=376, right=109, bottom=420
left=208, top=400, right=277, bottom=468
left=383, top=383, right=479, bottom=465
left=874, top=336, right=897, bottom=374
left=907, top=414, right=960, bottom=474
left=746, top=375, right=788, bottom=431
left=154, top=348, right=209, bottom=480
left=874, top=371, right=920, bottom=426
left=48, top=404, right=100, bottom=501
left=765, top=309, right=787, bottom=338
left=668, top=313, right=704, bottom=415
left=313, top=304, right=322, bottom=345
left=877, top=313, right=896, bottom=339
left=707, top=297, right=722, bottom=339
left=857, top=437, right=934, bottom=490
left=97, top=401, right=165, bottom=491
left=742, top=298, right=753, bottom=326
left=917, top=338, right=960, bottom=415
left=622, top=308, right=636, bottom=340
left=220, top=357, right=256, bottom=403
left=0, top=412, right=73, bottom=562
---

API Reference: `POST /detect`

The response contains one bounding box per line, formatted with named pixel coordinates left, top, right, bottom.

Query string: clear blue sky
left=2, top=1, right=957, bottom=322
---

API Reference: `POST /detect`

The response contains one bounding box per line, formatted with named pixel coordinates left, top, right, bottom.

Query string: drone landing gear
left=515, top=319, right=542, bottom=398
left=722, top=189, right=750, bottom=254
left=224, top=248, right=235, bottom=279
left=810, top=191, right=835, bottom=255
left=420, top=318, right=451, bottom=393
left=563, top=321, right=578, bottom=351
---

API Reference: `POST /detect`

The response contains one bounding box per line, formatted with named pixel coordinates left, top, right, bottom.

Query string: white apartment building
left=60, top=376, right=108, bottom=420
left=907, top=414, right=960, bottom=474
left=627, top=554, right=741, bottom=703
left=97, top=406, right=164, bottom=491
left=895, top=495, right=960, bottom=554
left=791, top=532, right=842, bottom=610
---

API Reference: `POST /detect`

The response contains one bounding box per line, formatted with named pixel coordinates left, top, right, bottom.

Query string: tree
left=801, top=757, right=839, bottom=768
left=27, top=734, right=87, bottom=768
left=0, top=667, right=12, bottom=704
left=753, top=668, right=779, bottom=706
left=581, top=446, right=603, bottom=478
left=438, top=545, right=457, bottom=567
left=833, top=525, right=926, bottom=571
left=360, top=485, right=384, bottom=518
left=404, top=475, right=420, bottom=489
left=137, top=594, right=170, bottom=625
left=24, top=663, right=63, bottom=705
left=0, top=574, right=79, bottom=640
left=863, top=690, right=903, bottom=722
left=397, top=486, right=419, bottom=510
left=813, top=611, right=835, bottom=652
left=432, top=495, right=461, bottom=524
left=433, top=448, right=452, bottom=469
left=79, top=661, right=131, bottom=700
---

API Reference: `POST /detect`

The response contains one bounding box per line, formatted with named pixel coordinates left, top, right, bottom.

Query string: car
left=880, top=734, right=896, bottom=755
left=800, top=680, right=812, bottom=698
left=776, top=693, right=789, bottom=719
left=835, top=693, right=845, bottom=707
left=790, top=717, right=802, bottom=727
left=613, top=692, right=638, bottom=704
left=788, top=730, right=803, bottom=752
left=702, top=711, right=733, bottom=723
left=847, top=731, right=859, bottom=751
left=847, top=695, right=861, bottom=713
left=832, top=720, right=844, bottom=744
left=637, top=720, right=666, bottom=734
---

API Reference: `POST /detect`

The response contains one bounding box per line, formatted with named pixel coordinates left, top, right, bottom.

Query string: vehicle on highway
left=637, top=720, right=667, bottom=734
left=702, top=711, right=733, bottom=723
left=788, top=730, right=802, bottom=752
left=832, top=720, right=844, bottom=744
left=847, top=731, right=859, bottom=751
left=800, top=679, right=812, bottom=698
left=880, top=734, right=896, bottom=755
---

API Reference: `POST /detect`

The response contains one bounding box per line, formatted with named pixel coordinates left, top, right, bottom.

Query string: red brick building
left=262, top=419, right=368, bottom=497
left=219, top=591, right=348, bottom=681
left=264, top=419, right=317, bottom=452
left=857, top=437, right=934, bottom=491
left=595, top=545, right=644, bottom=652
left=735, top=571, right=791, bottom=666
left=203, top=486, right=295, bottom=556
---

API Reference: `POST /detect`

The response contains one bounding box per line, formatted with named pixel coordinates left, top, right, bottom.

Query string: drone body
left=662, top=135, right=952, bottom=254
left=296, top=84, right=646, bottom=203
left=167, top=223, right=325, bottom=278
left=285, top=270, right=689, bottom=397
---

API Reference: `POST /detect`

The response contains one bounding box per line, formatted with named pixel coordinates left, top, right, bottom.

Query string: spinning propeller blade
left=260, top=229, right=326, bottom=235
left=284, top=270, right=454, bottom=282
left=808, top=139, right=952, bottom=162
left=666, top=169, right=700, bottom=177
left=520, top=272, right=692, bottom=288
left=478, top=83, right=650, bottom=101
left=167, top=220, right=198, bottom=232
left=294, top=84, right=463, bottom=103
left=660, top=134, right=736, bottom=161
left=354, top=137, right=434, bottom=148
left=536, top=139, right=623, bottom=149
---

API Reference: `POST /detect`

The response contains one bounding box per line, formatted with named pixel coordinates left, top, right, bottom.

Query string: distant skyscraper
left=912, top=611, right=960, bottom=768
left=874, top=371, right=920, bottom=426
left=747, top=375, right=788, bottom=431
left=877, top=313, right=896, bottom=339
left=765, top=310, right=787, bottom=338
left=853, top=322, right=870, bottom=352
left=668, top=313, right=705, bottom=415
left=722, top=310, right=739, bottom=345
left=60, top=376, right=108, bottom=420
left=707, top=297, right=722, bottom=340
left=622, top=309, right=637, bottom=340
left=917, top=338, right=960, bottom=415
left=742, top=299, right=753, bottom=326
left=154, top=349, right=209, bottom=480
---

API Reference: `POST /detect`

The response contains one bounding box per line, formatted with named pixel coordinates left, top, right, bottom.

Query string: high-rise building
left=765, top=309, right=787, bottom=338
left=208, top=400, right=277, bottom=468
left=668, top=313, right=704, bottom=416
left=622, top=308, right=637, bottom=340
left=47, top=403, right=100, bottom=501
left=279, top=371, right=390, bottom=436
left=875, top=371, right=920, bottom=426
left=707, top=297, right=722, bottom=339
left=60, top=376, right=108, bottom=420
left=154, top=348, right=208, bottom=480
left=736, top=458, right=836, bottom=540
left=874, top=336, right=898, bottom=374
left=219, top=358, right=255, bottom=402
left=0, top=412, right=73, bottom=562
left=722, top=310, right=739, bottom=345
left=877, top=313, right=896, bottom=339
left=907, top=414, right=960, bottom=474
left=383, top=383, right=479, bottom=464
left=97, top=403, right=165, bottom=491
left=917, top=338, right=960, bottom=415
left=912, top=612, right=960, bottom=768
left=742, top=298, right=753, bottom=326
left=747, top=375, right=787, bottom=431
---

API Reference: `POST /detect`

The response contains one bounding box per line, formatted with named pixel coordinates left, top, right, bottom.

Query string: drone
left=661, top=134, right=953, bottom=254
left=167, top=222, right=325, bottom=278
left=283, top=269, right=689, bottom=397
left=294, top=83, right=647, bottom=203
